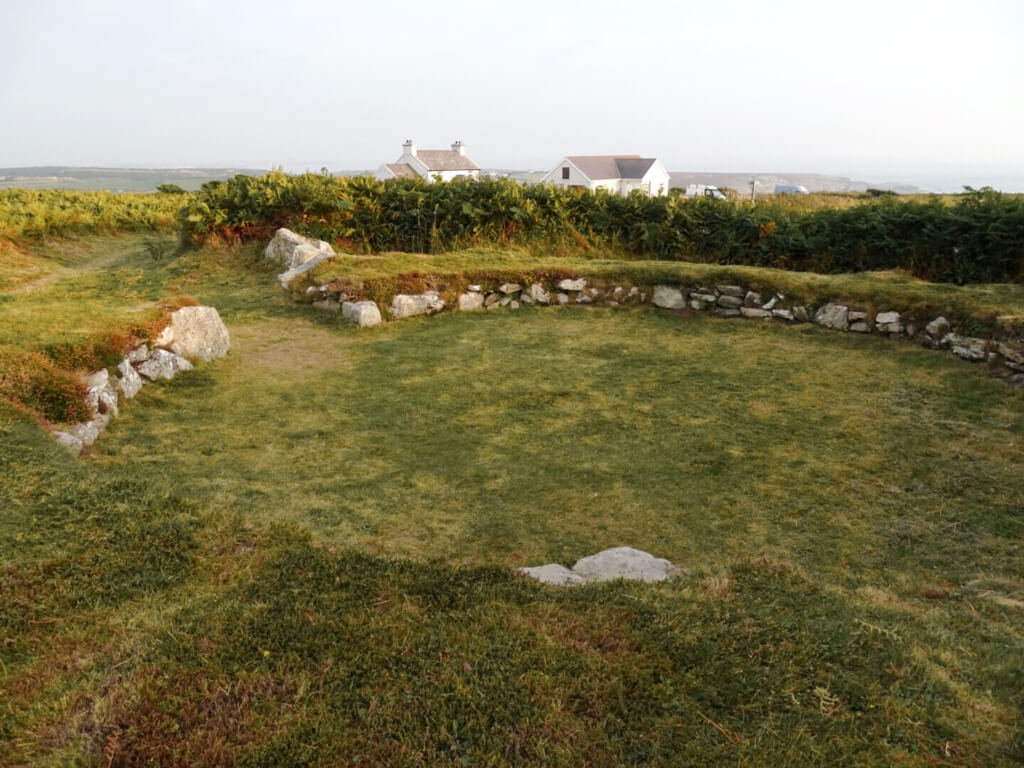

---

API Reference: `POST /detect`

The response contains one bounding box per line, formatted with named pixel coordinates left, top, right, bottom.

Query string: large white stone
left=265, top=227, right=335, bottom=270
left=527, top=283, right=550, bottom=305
left=154, top=306, right=230, bottom=362
left=740, top=307, right=772, bottom=318
left=499, top=283, right=521, bottom=294
left=342, top=300, right=383, bottom=326
left=117, top=358, right=144, bottom=399
left=71, top=419, right=104, bottom=447
left=571, top=547, right=679, bottom=584
left=457, top=292, right=484, bottom=311
left=53, top=430, right=83, bottom=455
left=814, top=303, right=849, bottom=331
left=136, top=349, right=193, bottom=381
left=519, top=564, right=585, bottom=586
left=389, top=292, right=445, bottom=319
left=84, top=376, right=119, bottom=420
left=557, top=278, right=587, bottom=291
left=652, top=285, right=686, bottom=309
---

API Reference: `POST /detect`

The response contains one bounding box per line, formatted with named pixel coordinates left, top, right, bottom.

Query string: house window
left=561, top=167, right=570, bottom=180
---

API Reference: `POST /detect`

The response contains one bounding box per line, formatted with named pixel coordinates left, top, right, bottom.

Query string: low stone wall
left=52, top=306, right=231, bottom=455
left=306, top=276, right=1024, bottom=393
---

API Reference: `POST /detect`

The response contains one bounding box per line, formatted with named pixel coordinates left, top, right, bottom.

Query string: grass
left=1, top=237, right=1023, bottom=765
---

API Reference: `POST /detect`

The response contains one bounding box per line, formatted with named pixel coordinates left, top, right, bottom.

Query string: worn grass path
left=1, top=237, right=1023, bottom=766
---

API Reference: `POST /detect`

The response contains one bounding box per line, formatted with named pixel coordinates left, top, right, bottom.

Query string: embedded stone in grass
left=556, top=292, right=569, bottom=305
left=342, top=300, right=383, bottom=326
left=653, top=285, right=686, bottom=309
left=519, top=564, right=585, bottom=586
left=117, top=358, right=143, bottom=398
left=467, top=284, right=481, bottom=293
left=572, top=547, right=679, bottom=583
left=814, top=303, right=849, bottom=331
left=71, top=419, right=103, bottom=447
left=155, top=306, right=231, bottom=362
left=850, top=321, right=870, bottom=333
left=137, top=349, right=193, bottom=381
left=740, top=307, right=771, bottom=319
left=558, top=278, right=587, bottom=291
left=53, top=430, right=83, bottom=455
left=716, top=285, right=744, bottom=297
left=457, top=292, right=484, bottom=311
left=499, top=282, right=521, bottom=294
left=390, top=292, right=445, bottom=319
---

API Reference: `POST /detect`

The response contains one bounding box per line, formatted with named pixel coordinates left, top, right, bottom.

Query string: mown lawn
left=1, top=237, right=1023, bottom=766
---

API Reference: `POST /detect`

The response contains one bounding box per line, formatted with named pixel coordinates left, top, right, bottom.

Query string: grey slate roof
left=414, top=150, right=480, bottom=172
left=566, top=155, right=657, bottom=180
left=384, top=163, right=419, bottom=179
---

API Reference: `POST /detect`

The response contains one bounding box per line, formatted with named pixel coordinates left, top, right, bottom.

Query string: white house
left=374, top=140, right=481, bottom=182
left=541, top=155, right=671, bottom=196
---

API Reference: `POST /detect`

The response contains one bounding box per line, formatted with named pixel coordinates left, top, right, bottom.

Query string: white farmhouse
left=374, top=139, right=481, bottom=182
left=541, top=155, right=671, bottom=196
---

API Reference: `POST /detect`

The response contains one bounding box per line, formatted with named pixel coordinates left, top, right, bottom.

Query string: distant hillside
left=669, top=172, right=920, bottom=195
left=0, top=167, right=269, bottom=193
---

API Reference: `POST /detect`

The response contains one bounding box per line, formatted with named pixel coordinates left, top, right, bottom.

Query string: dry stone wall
left=51, top=306, right=231, bottom=455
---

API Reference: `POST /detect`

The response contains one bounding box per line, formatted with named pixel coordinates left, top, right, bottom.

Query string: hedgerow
left=180, top=172, right=1024, bottom=284
left=0, top=188, right=184, bottom=239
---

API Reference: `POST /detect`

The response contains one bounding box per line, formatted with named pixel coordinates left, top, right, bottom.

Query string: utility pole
left=749, top=178, right=756, bottom=203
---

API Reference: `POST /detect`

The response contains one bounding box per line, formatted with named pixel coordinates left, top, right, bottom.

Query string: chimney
left=402, top=139, right=417, bottom=157
left=451, top=140, right=466, bottom=156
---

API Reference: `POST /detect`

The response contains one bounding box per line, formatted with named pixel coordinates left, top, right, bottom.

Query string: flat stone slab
left=572, top=547, right=679, bottom=583
left=342, top=300, right=382, bottom=327
left=520, top=547, right=679, bottom=586
left=518, top=564, right=585, bottom=586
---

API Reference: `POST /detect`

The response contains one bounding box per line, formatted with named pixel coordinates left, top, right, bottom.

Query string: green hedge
left=180, top=172, right=1024, bottom=284
left=0, top=188, right=185, bottom=239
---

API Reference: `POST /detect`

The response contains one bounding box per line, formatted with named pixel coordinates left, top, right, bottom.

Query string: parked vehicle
left=684, top=184, right=727, bottom=200
left=774, top=184, right=809, bottom=195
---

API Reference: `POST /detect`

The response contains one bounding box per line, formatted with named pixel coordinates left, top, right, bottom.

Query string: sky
left=2, top=0, right=1023, bottom=189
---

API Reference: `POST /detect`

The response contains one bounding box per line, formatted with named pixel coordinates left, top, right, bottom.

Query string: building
left=540, top=155, right=670, bottom=196
left=374, top=140, right=481, bottom=182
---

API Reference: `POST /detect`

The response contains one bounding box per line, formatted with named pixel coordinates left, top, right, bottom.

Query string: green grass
left=1, top=238, right=1023, bottom=766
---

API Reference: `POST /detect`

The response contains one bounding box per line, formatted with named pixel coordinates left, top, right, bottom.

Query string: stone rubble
left=52, top=306, right=231, bottom=455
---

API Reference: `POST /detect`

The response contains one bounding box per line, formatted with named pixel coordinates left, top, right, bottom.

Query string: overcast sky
left=2, top=0, right=1022, bottom=188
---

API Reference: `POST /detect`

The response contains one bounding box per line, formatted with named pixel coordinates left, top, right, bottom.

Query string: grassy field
left=1, top=237, right=1023, bottom=765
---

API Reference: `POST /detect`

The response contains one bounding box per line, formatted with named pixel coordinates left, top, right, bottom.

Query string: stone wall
left=52, top=306, right=231, bottom=455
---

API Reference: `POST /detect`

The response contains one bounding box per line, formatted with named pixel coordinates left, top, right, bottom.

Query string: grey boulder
left=814, top=303, right=850, bottom=331
left=137, top=349, right=193, bottom=381
left=457, top=292, right=484, bottom=311
left=117, top=358, right=144, bottom=399
left=390, top=292, right=445, bottom=319
left=653, top=285, right=686, bottom=309
left=342, top=300, right=383, bottom=326
left=518, top=564, right=585, bottom=586
left=572, top=547, right=679, bottom=583
left=154, top=306, right=230, bottom=362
